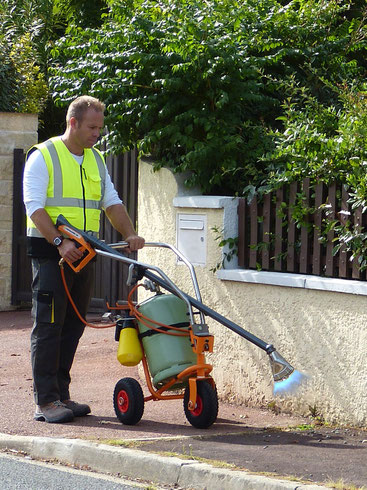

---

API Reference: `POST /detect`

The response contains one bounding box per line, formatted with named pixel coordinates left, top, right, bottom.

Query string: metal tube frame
left=97, top=242, right=206, bottom=326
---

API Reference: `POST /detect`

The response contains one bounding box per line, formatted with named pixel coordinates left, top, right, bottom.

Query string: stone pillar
left=0, top=113, right=38, bottom=310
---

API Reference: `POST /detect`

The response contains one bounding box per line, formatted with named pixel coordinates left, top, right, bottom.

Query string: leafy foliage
left=50, top=0, right=366, bottom=196
left=53, top=0, right=108, bottom=29
left=9, top=33, right=48, bottom=114
left=51, top=1, right=274, bottom=193
left=0, top=0, right=50, bottom=113
left=265, top=85, right=367, bottom=190
left=0, top=44, right=19, bottom=112
left=0, top=0, right=107, bottom=119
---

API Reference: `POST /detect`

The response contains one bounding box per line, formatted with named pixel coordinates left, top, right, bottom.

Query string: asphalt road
left=0, top=452, right=161, bottom=490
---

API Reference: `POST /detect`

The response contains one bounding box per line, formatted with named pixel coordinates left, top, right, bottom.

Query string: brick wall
left=0, top=113, right=38, bottom=310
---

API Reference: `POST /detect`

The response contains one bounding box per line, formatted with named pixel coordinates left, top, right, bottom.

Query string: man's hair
left=66, top=96, right=105, bottom=124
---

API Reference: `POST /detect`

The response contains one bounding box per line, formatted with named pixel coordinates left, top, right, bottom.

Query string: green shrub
left=51, top=1, right=277, bottom=194
left=0, top=1, right=49, bottom=113
left=9, top=33, right=48, bottom=114
left=0, top=34, right=48, bottom=114
left=264, top=84, right=367, bottom=191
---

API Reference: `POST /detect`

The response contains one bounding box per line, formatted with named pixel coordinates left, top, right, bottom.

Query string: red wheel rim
left=191, top=395, right=203, bottom=416
left=117, top=390, right=129, bottom=413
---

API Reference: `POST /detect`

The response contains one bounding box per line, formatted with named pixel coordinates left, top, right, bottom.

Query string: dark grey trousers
left=30, top=257, right=94, bottom=406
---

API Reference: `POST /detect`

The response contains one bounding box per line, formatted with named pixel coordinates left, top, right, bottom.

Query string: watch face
left=53, top=236, right=63, bottom=247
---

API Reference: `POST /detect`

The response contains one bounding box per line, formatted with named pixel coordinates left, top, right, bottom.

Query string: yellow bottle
left=117, top=321, right=143, bottom=366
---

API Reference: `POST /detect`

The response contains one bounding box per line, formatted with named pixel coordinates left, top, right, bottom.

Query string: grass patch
left=153, top=450, right=237, bottom=469
left=325, top=479, right=366, bottom=490
left=293, top=424, right=317, bottom=431
left=96, top=439, right=144, bottom=449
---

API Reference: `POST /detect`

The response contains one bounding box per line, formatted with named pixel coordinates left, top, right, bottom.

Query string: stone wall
left=0, top=113, right=38, bottom=310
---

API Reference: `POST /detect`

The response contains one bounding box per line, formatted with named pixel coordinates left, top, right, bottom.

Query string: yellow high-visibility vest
left=26, top=136, right=106, bottom=236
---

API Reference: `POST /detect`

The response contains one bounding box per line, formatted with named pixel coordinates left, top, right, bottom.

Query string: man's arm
left=105, top=204, right=145, bottom=251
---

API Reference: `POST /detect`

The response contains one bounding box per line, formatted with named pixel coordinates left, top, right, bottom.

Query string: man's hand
left=57, top=238, right=84, bottom=263
left=125, top=234, right=145, bottom=253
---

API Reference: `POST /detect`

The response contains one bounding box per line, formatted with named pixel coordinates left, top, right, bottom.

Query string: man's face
left=72, top=108, right=104, bottom=150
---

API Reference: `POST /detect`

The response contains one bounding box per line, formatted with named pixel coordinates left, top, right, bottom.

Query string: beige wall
left=0, top=113, right=38, bottom=310
left=138, top=158, right=367, bottom=426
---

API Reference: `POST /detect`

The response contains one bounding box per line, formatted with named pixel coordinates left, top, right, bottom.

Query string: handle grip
left=57, top=220, right=97, bottom=272
left=56, top=214, right=126, bottom=257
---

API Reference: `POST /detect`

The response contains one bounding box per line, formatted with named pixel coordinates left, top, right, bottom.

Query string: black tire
left=183, top=380, right=218, bottom=429
left=113, top=377, right=144, bottom=425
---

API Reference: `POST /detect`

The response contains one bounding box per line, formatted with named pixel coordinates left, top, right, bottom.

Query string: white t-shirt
left=23, top=148, right=122, bottom=218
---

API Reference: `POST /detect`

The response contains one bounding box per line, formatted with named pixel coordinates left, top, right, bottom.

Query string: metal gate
left=11, top=148, right=139, bottom=311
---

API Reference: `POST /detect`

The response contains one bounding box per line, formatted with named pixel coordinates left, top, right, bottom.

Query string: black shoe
left=62, top=400, right=91, bottom=417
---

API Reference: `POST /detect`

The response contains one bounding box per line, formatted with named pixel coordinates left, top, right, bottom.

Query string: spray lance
left=56, top=215, right=308, bottom=397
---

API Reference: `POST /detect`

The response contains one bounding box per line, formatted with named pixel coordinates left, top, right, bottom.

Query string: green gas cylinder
left=137, top=293, right=196, bottom=389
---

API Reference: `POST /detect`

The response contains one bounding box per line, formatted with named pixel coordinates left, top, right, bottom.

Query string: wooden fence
left=238, top=179, right=367, bottom=280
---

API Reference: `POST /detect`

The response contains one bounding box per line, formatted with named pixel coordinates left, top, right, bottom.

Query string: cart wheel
left=113, top=377, right=144, bottom=425
left=183, top=381, right=218, bottom=429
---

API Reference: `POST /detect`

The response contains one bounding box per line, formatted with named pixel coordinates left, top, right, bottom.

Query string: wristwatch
left=53, top=235, right=64, bottom=247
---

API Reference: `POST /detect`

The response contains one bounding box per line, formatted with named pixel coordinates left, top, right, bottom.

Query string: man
left=23, top=95, right=145, bottom=423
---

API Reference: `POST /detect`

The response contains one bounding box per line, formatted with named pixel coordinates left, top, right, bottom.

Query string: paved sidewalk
left=1, top=310, right=366, bottom=489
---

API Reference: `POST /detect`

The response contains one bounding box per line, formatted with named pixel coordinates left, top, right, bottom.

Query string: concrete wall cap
left=217, top=268, right=367, bottom=296
left=173, top=195, right=239, bottom=209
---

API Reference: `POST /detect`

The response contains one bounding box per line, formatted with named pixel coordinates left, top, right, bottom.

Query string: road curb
left=0, top=433, right=328, bottom=490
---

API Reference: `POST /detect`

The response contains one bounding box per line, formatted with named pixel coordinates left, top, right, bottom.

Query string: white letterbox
left=176, top=213, right=207, bottom=266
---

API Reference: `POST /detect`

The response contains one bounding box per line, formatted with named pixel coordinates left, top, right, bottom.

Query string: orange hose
left=60, top=261, right=191, bottom=336
left=59, top=262, right=116, bottom=329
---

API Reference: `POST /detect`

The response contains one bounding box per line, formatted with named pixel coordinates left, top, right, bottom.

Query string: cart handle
left=107, top=241, right=203, bottom=305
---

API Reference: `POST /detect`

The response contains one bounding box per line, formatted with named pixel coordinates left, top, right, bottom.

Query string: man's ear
left=69, top=116, right=79, bottom=129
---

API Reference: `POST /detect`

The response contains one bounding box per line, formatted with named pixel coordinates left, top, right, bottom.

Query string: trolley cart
left=56, top=215, right=308, bottom=429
